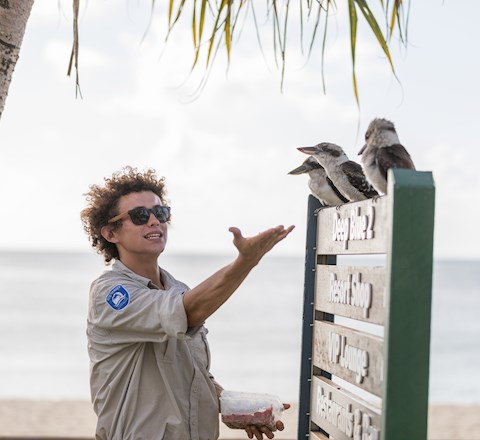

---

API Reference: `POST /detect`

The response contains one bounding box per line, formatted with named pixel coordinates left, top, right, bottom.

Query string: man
left=80, top=166, right=294, bottom=440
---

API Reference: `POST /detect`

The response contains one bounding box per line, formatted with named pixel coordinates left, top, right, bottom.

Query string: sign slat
left=313, top=321, right=383, bottom=397
left=309, top=431, right=329, bottom=440
left=310, top=376, right=381, bottom=440
left=315, top=265, right=386, bottom=325
left=316, top=196, right=388, bottom=255
left=310, top=431, right=329, bottom=440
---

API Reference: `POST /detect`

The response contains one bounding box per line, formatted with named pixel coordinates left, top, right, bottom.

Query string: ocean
left=0, top=251, right=478, bottom=404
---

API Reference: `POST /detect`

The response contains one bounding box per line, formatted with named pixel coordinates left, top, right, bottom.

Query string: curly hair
left=80, top=166, right=169, bottom=264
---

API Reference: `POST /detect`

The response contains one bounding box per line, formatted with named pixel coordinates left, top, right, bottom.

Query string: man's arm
left=182, top=225, right=294, bottom=327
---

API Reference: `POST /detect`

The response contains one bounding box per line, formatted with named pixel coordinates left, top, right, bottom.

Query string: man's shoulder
left=160, top=267, right=189, bottom=291
left=91, top=266, right=138, bottom=295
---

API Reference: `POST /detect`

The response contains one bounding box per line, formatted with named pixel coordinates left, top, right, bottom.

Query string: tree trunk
left=0, top=0, right=34, bottom=120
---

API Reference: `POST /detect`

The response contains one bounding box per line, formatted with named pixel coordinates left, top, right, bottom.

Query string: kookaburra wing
left=339, top=161, right=378, bottom=200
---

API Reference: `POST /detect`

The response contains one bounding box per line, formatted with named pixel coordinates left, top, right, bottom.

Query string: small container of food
left=220, top=390, right=284, bottom=431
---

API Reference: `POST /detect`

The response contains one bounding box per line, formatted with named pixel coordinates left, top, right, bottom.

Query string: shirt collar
left=112, top=259, right=162, bottom=289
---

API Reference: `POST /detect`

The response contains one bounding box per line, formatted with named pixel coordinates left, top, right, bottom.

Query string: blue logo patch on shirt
left=106, top=285, right=130, bottom=311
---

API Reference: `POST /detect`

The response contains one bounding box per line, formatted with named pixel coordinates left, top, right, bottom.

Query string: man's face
left=104, top=191, right=168, bottom=261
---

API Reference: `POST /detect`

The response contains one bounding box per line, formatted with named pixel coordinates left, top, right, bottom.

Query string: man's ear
left=101, top=225, right=119, bottom=243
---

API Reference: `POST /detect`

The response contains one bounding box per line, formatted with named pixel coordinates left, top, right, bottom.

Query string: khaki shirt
left=87, top=260, right=220, bottom=440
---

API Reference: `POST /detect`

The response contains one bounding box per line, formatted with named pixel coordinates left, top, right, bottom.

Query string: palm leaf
left=205, top=1, right=227, bottom=69
left=224, top=1, right=232, bottom=62
left=348, top=0, right=359, bottom=105
left=167, top=0, right=174, bottom=29
left=198, top=0, right=207, bottom=43
left=354, top=0, right=395, bottom=72
left=280, top=0, right=290, bottom=91
left=191, top=0, right=208, bottom=70
left=192, top=1, right=197, bottom=48
left=320, top=1, right=331, bottom=94
left=166, top=0, right=187, bottom=41
left=389, top=0, right=409, bottom=43
left=271, top=0, right=282, bottom=70
left=306, top=2, right=323, bottom=60
left=67, top=0, right=82, bottom=98
left=299, top=0, right=304, bottom=54
left=389, top=3, right=397, bottom=38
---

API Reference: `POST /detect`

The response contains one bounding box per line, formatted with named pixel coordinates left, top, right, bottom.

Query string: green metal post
left=382, top=169, right=435, bottom=439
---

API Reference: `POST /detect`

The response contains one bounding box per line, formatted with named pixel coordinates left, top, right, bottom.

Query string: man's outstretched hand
left=229, top=225, right=295, bottom=265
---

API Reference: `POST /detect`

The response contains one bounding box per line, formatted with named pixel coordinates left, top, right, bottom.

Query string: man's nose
left=147, top=212, right=160, bottom=225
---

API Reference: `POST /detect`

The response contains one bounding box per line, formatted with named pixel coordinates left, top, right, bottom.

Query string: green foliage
left=70, top=0, right=410, bottom=102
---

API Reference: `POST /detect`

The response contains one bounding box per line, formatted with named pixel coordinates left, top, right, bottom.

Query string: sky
left=1, top=0, right=479, bottom=260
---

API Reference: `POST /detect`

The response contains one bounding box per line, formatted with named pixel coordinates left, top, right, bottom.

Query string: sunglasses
left=108, top=205, right=171, bottom=225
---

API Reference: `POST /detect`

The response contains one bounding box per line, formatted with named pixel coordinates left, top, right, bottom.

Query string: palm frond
left=67, top=0, right=82, bottom=98
left=320, top=2, right=331, bottom=94
left=354, top=0, right=395, bottom=71
left=280, top=0, right=290, bottom=91
left=348, top=0, right=359, bottom=106
left=69, top=0, right=411, bottom=104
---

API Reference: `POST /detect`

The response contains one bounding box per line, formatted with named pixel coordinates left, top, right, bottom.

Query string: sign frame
left=297, top=169, right=435, bottom=440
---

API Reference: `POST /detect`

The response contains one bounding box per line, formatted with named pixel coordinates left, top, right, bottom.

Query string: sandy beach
left=0, top=400, right=479, bottom=439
